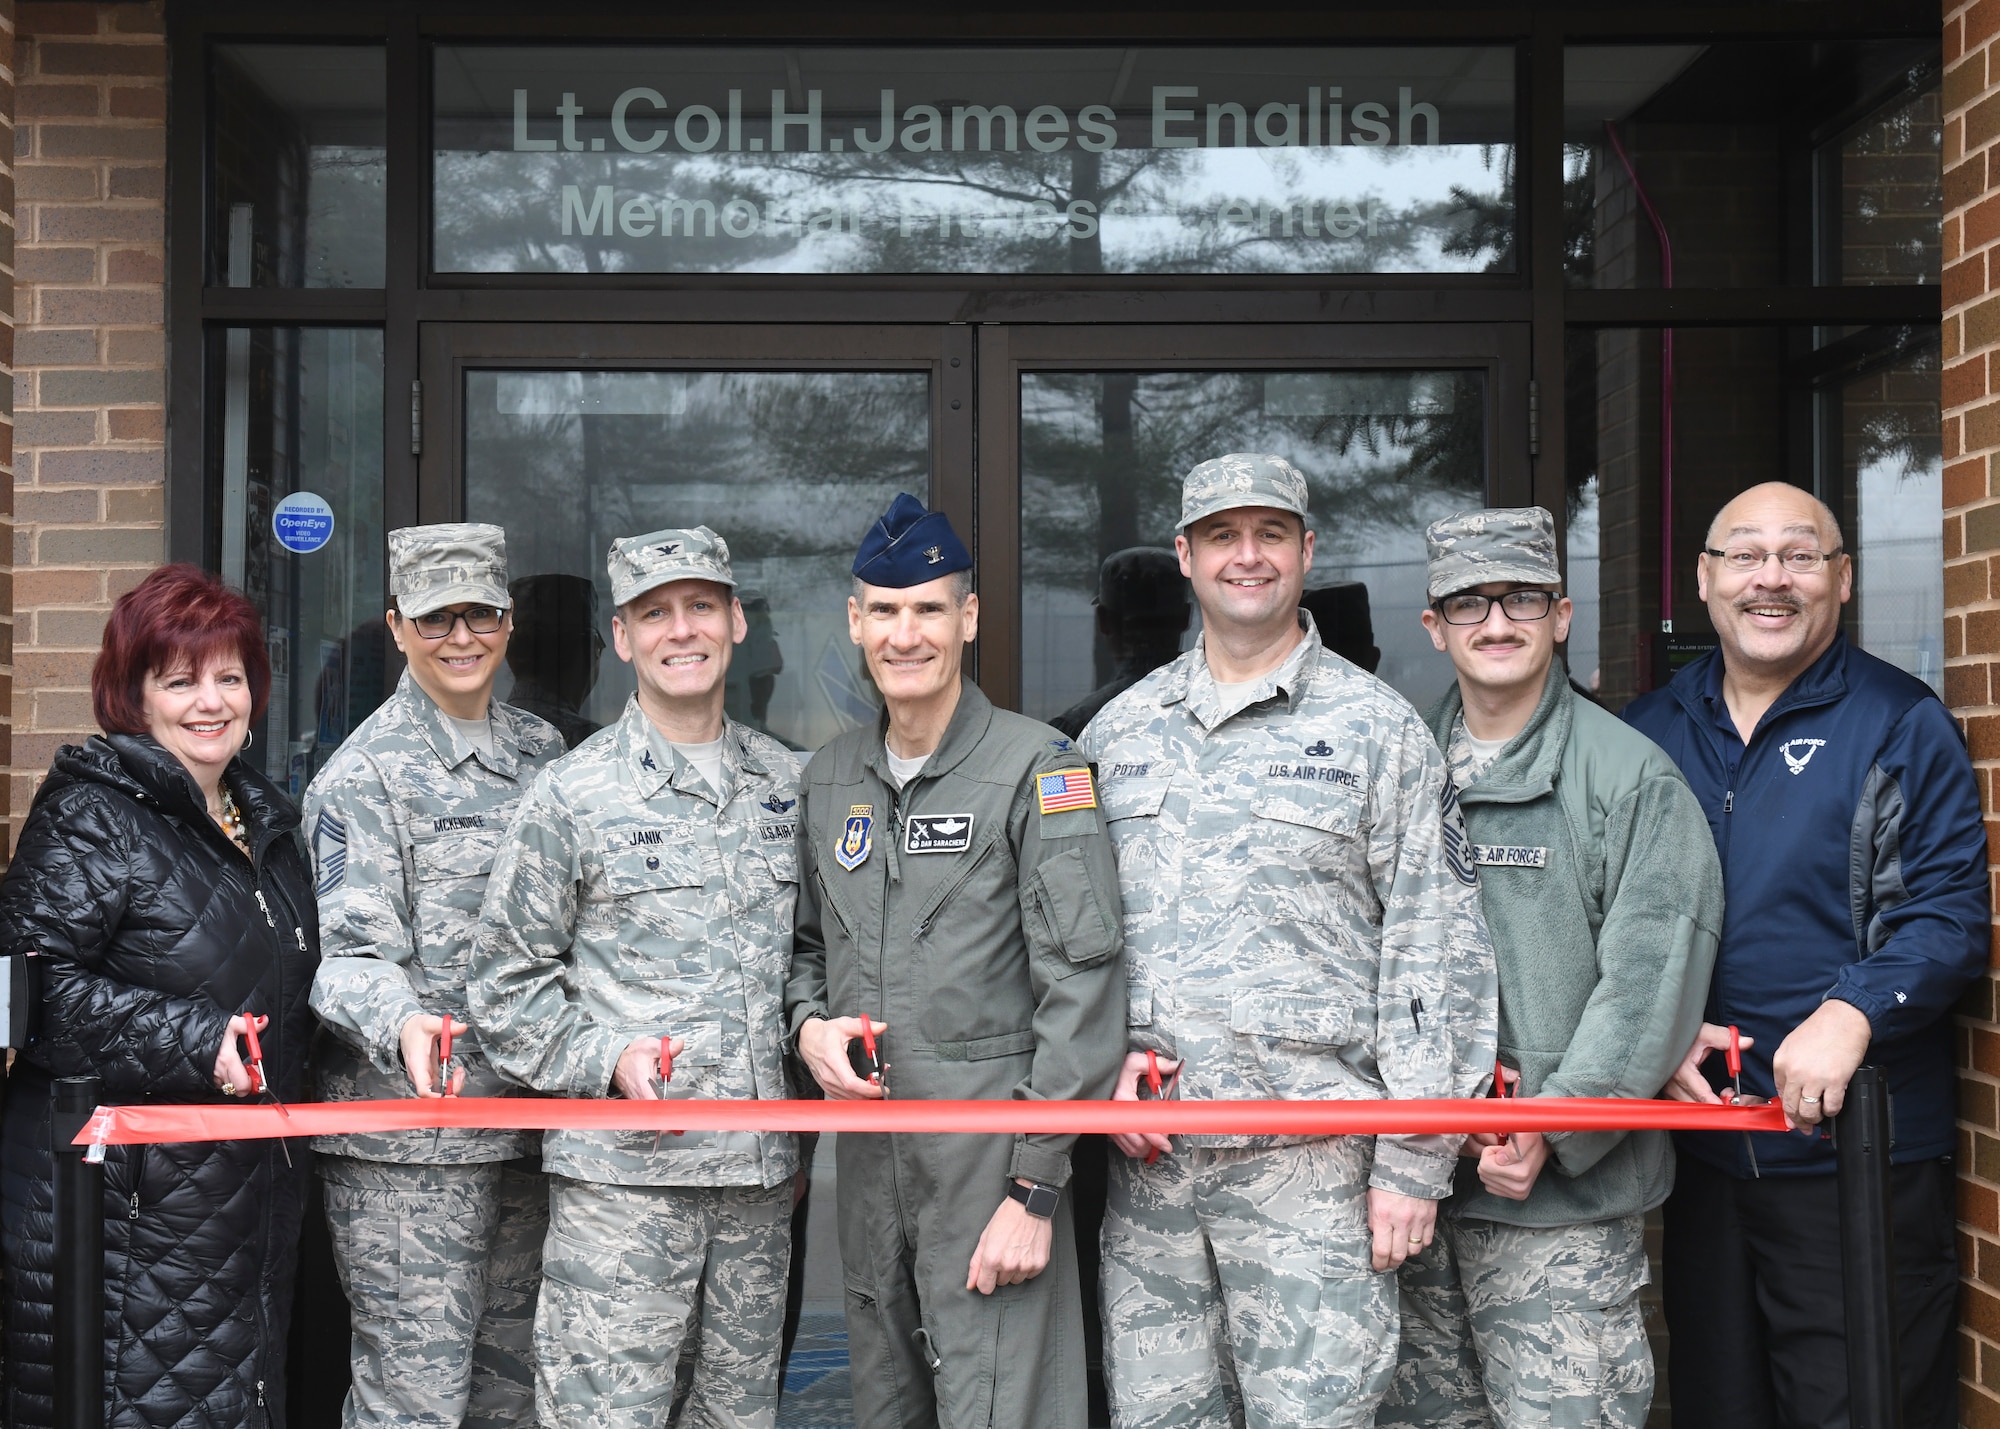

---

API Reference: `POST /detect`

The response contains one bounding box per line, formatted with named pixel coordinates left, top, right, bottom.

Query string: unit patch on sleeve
left=905, top=814, right=974, bottom=854
left=1036, top=768, right=1098, bottom=816
left=1471, top=844, right=1548, bottom=869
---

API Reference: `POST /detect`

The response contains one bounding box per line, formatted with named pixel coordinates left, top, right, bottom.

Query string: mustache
left=1732, top=594, right=1806, bottom=614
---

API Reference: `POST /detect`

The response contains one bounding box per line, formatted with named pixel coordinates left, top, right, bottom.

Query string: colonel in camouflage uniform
left=307, top=522, right=566, bottom=1429
left=1375, top=509, right=1721, bottom=1429
left=470, top=526, right=801, bottom=1429
left=786, top=494, right=1126, bottom=1429
left=1078, top=455, right=1499, bottom=1429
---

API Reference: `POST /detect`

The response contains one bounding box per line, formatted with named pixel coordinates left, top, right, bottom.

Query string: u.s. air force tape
left=1471, top=845, right=1548, bottom=869
left=73, top=1095, right=1789, bottom=1147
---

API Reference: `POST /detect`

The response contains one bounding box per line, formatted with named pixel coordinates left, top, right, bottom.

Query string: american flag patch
left=1036, top=768, right=1097, bottom=815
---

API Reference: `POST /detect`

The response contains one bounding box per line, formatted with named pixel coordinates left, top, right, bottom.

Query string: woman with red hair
left=0, top=564, right=320, bottom=1429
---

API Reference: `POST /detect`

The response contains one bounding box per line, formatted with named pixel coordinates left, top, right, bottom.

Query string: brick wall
left=9, top=0, right=163, bottom=840
left=1945, top=2, right=2000, bottom=1422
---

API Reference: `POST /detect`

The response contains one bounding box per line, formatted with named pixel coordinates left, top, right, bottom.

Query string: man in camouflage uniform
left=1375, top=508, right=1722, bottom=1429
left=1078, top=455, right=1498, bottom=1429
left=786, top=493, right=1126, bottom=1429
left=307, top=522, right=567, bottom=1428
left=470, top=527, right=801, bottom=1429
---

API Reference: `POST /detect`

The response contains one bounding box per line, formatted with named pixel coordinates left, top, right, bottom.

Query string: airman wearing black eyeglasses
left=1378, top=506, right=1722, bottom=1429
left=304, top=523, right=567, bottom=1429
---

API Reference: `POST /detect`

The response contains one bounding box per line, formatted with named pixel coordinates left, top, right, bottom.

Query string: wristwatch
left=1006, top=1179, right=1060, bottom=1219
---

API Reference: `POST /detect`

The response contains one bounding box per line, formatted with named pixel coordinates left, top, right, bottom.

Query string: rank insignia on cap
left=1037, top=768, right=1097, bottom=815
left=924, top=545, right=943, bottom=564
left=836, top=804, right=874, bottom=871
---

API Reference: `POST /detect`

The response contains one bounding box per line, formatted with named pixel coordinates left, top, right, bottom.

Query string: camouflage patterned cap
left=1424, top=506, right=1561, bottom=600
left=607, top=525, right=736, bottom=606
left=1179, top=453, right=1311, bottom=529
left=388, top=522, right=510, bottom=619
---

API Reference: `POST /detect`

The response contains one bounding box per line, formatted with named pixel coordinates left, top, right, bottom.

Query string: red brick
left=1969, top=1384, right=2000, bottom=1429
left=1953, top=214, right=1967, bottom=266
left=36, top=125, right=163, bottom=162
left=1951, top=153, right=1989, bottom=216
left=106, top=167, right=162, bottom=202
left=105, top=408, right=160, bottom=443
left=1951, top=514, right=1968, bottom=561
left=1975, top=1025, right=2000, bottom=1075
left=1966, top=1179, right=2000, bottom=1236
left=36, top=206, right=161, bottom=245
left=11, top=568, right=96, bottom=604
left=1971, top=0, right=2000, bottom=56
left=1950, top=357, right=1991, bottom=413
left=15, top=650, right=94, bottom=686
left=1969, top=712, right=2000, bottom=757
left=1950, top=660, right=1991, bottom=708
left=18, top=5, right=103, bottom=37
left=34, top=42, right=164, bottom=79
left=1964, top=399, right=2000, bottom=454
left=103, top=247, right=160, bottom=284
left=1969, top=90, right=2000, bottom=153
left=16, top=81, right=94, bottom=116
left=106, top=85, right=164, bottom=121
left=1949, top=457, right=1989, bottom=509
left=105, top=567, right=152, bottom=600
left=1967, top=193, right=2000, bottom=255
left=1950, top=558, right=1991, bottom=609
left=1949, top=48, right=1989, bottom=115
left=36, top=287, right=160, bottom=325
left=1951, top=253, right=1991, bottom=312
left=1951, top=14, right=1967, bottom=68
left=109, top=4, right=163, bottom=33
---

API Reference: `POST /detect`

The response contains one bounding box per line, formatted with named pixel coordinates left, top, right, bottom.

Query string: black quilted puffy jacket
left=0, top=734, right=319, bottom=1429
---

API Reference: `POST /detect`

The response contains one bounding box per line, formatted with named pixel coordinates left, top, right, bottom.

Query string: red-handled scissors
left=859, top=1014, right=879, bottom=1082
left=240, top=1014, right=288, bottom=1119
left=1491, top=1056, right=1515, bottom=1145
left=1726, top=1024, right=1743, bottom=1104
left=651, top=1035, right=682, bottom=1151
left=1138, top=1050, right=1184, bottom=1163
left=438, top=1014, right=457, bottom=1098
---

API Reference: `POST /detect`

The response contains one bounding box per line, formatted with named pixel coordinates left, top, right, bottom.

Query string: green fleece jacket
left=1425, top=661, right=1723, bottom=1228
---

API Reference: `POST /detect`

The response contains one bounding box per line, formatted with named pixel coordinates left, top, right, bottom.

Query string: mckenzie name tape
left=73, top=1095, right=1790, bottom=1147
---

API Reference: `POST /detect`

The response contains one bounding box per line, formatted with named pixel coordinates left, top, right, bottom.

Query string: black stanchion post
left=1835, top=1064, right=1899, bottom=1429
left=52, top=1074, right=103, bottom=1429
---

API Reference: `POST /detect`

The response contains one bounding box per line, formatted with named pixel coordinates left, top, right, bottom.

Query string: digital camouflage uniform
left=470, top=528, right=802, bottom=1429
left=1377, top=508, right=1721, bottom=1429
left=1077, top=454, right=1499, bottom=1429
left=786, top=677, right=1127, bottom=1429
left=307, top=524, right=567, bottom=1429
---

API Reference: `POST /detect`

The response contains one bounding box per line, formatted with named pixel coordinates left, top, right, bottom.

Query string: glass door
left=975, top=323, right=1532, bottom=718
left=418, top=323, right=972, bottom=752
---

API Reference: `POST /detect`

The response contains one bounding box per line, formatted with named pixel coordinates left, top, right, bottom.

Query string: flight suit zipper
left=914, top=840, right=998, bottom=939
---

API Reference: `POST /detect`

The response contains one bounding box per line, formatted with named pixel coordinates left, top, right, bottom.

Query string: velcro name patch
left=1471, top=844, right=1548, bottom=869
left=905, top=814, right=974, bottom=854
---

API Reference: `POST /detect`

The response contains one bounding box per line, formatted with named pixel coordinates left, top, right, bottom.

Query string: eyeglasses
left=1703, top=546, right=1844, bottom=574
left=1434, top=590, right=1557, bottom=625
left=403, top=605, right=505, bottom=639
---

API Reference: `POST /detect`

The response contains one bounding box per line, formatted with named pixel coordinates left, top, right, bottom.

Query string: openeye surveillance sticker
left=273, top=492, right=336, bottom=554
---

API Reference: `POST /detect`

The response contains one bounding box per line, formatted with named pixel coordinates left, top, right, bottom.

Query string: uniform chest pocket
left=1230, top=990, right=1355, bottom=1049
left=410, top=827, right=503, bottom=882
left=601, top=844, right=710, bottom=898
left=754, top=820, right=800, bottom=885
left=1101, top=778, right=1170, bottom=917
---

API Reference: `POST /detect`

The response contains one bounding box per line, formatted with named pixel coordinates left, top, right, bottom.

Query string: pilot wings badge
left=905, top=813, right=975, bottom=855
left=836, top=805, right=874, bottom=871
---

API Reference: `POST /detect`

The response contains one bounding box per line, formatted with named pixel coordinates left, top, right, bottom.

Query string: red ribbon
left=73, top=1096, right=1789, bottom=1148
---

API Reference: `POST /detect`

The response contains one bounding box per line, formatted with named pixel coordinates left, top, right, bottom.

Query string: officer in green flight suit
left=786, top=493, right=1127, bottom=1429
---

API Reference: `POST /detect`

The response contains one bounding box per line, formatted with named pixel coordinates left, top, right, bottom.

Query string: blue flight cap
left=851, top=493, right=973, bottom=589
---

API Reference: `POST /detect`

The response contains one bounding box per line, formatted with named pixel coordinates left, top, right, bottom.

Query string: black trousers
left=1662, top=1151, right=1960, bottom=1429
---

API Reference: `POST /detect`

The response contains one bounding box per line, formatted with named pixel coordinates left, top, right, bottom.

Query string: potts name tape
left=71, top=1096, right=1790, bottom=1147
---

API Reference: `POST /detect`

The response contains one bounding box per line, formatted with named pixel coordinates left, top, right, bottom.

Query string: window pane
left=1837, top=85, right=1942, bottom=287
left=1562, top=42, right=1936, bottom=289
left=212, top=45, right=386, bottom=288
left=1842, top=343, right=1942, bottom=691
left=211, top=328, right=386, bottom=794
left=1562, top=325, right=1941, bottom=708
left=1019, top=369, right=1486, bottom=726
left=433, top=45, right=1515, bottom=276
left=463, top=370, right=931, bottom=752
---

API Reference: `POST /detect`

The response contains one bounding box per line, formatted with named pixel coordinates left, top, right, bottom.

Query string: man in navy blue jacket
left=1625, top=481, right=1988, bottom=1429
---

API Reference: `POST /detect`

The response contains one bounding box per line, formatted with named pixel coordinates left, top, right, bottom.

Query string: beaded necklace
left=217, top=784, right=250, bottom=855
